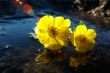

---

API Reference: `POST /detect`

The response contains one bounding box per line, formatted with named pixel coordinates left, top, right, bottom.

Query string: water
left=0, top=8, right=110, bottom=73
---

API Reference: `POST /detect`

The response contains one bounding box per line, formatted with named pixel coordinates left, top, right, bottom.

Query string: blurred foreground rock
left=48, top=0, right=110, bottom=27
left=0, top=0, right=110, bottom=18
left=48, top=0, right=110, bottom=17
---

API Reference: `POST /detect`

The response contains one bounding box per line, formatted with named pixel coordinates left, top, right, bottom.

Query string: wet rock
left=87, top=0, right=106, bottom=17
left=105, top=9, right=110, bottom=17
left=1, top=27, right=5, bottom=30
left=75, top=0, right=110, bottom=18
left=0, top=32, right=7, bottom=36
left=5, top=68, right=23, bottom=73
left=2, top=64, right=23, bottom=73
left=0, top=44, right=14, bottom=51
left=48, top=0, right=100, bottom=11
left=49, top=0, right=108, bottom=13
left=0, top=20, right=8, bottom=23
left=0, top=62, right=11, bottom=73
left=23, top=61, right=75, bottom=73
left=0, top=56, right=5, bottom=61
left=48, top=0, right=110, bottom=26
left=3, top=45, right=13, bottom=49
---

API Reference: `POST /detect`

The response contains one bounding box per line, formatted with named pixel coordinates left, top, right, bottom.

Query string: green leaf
left=79, top=21, right=86, bottom=25
left=72, top=27, right=76, bottom=32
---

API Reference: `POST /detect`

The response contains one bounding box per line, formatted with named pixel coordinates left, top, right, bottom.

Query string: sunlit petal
left=85, top=29, right=97, bottom=39
left=45, top=38, right=62, bottom=50
left=55, top=16, right=64, bottom=26
left=75, top=35, right=95, bottom=53
left=75, top=24, right=87, bottom=36
left=37, top=15, right=54, bottom=29
left=63, top=19, right=71, bottom=27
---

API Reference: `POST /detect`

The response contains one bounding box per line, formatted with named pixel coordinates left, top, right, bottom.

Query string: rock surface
left=48, top=0, right=110, bottom=17
left=48, top=0, right=110, bottom=27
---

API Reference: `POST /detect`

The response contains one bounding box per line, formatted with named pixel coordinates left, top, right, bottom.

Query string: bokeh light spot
left=23, top=4, right=34, bottom=16
left=16, top=0, right=20, bottom=3
left=14, top=0, right=23, bottom=6
left=19, top=1, right=23, bottom=5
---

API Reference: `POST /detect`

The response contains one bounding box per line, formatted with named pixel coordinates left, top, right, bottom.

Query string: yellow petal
left=63, top=19, right=71, bottom=27
left=44, top=37, right=62, bottom=50
left=74, top=35, right=95, bottom=53
left=57, top=27, right=70, bottom=41
left=37, top=15, right=54, bottom=29
left=55, top=16, right=64, bottom=27
left=48, top=15, right=55, bottom=26
left=46, top=43, right=62, bottom=51
left=38, top=28, right=47, bottom=33
left=55, top=37, right=65, bottom=46
left=56, top=27, right=70, bottom=46
left=76, top=41, right=95, bottom=53
left=85, top=29, right=96, bottom=39
left=37, top=32, right=50, bottom=46
left=75, top=24, right=87, bottom=36
left=37, top=15, right=48, bottom=28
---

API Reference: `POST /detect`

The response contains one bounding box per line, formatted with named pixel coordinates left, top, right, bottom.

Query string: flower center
left=75, top=35, right=86, bottom=44
left=79, top=36, right=86, bottom=43
left=48, top=26, right=57, bottom=37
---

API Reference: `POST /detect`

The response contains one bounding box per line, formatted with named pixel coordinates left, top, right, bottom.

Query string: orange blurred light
left=14, top=0, right=23, bottom=6
left=23, top=4, right=33, bottom=15
left=16, top=0, right=20, bottom=3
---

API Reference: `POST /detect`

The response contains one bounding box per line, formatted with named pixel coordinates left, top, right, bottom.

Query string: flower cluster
left=33, top=15, right=97, bottom=67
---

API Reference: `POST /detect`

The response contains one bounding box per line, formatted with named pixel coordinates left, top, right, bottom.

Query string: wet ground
left=0, top=8, right=110, bottom=73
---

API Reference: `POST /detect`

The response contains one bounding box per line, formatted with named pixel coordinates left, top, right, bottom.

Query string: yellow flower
left=35, top=15, right=71, bottom=50
left=70, top=22, right=96, bottom=53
